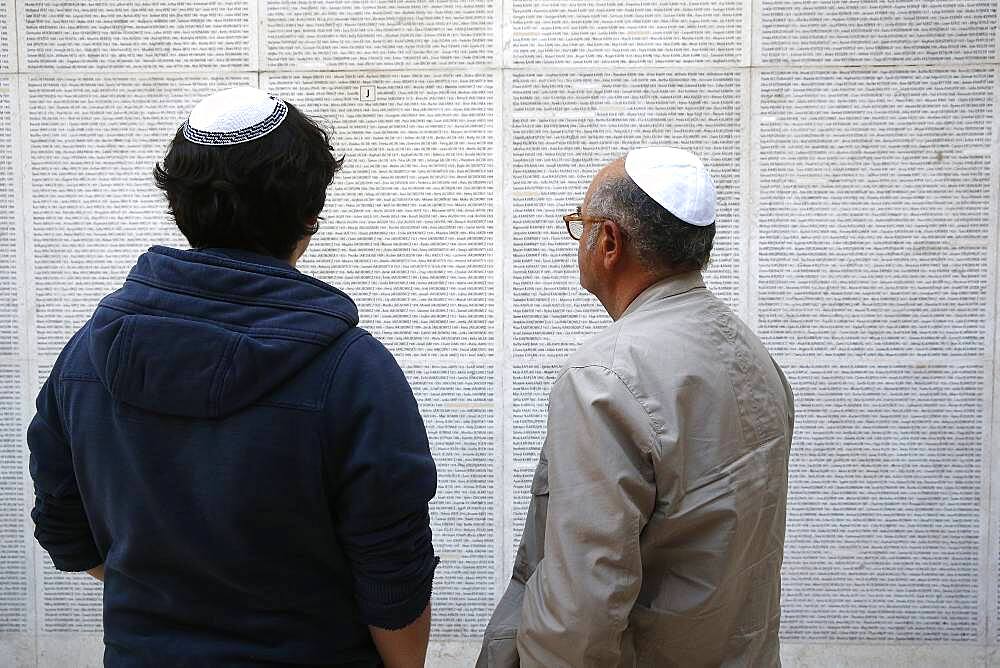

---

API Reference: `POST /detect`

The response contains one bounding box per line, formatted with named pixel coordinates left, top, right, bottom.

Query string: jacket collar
left=620, top=270, right=706, bottom=319
left=196, top=246, right=300, bottom=273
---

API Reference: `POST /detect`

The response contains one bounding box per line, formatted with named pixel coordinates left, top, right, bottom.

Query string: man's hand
left=86, top=564, right=105, bottom=582
left=369, top=603, right=431, bottom=668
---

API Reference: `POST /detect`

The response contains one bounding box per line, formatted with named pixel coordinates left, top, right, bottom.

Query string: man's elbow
left=31, top=497, right=102, bottom=573
left=518, top=579, right=625, bottom=667
left=369, top=602, right=432, bottom=668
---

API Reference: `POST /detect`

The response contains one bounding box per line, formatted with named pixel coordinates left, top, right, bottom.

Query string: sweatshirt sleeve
left=27, top=352, right=102, bottom=573
left=324, top=333, right=439, bottom=630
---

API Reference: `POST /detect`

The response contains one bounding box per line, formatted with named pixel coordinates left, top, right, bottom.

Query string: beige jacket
left=478, top=272, right=794, bottom=668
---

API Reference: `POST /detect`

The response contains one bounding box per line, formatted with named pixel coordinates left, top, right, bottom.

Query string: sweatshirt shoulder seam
left=319, top=329, right=371, bottom=408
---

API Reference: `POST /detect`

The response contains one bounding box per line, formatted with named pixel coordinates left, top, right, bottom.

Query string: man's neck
left=601, top=267, right=689, bottom=321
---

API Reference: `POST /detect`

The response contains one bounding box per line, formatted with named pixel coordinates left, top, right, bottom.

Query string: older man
left=479, top=147, right=794, bottom=667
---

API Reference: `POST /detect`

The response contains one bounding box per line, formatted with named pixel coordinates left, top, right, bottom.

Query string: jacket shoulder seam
left=562, top=363, right=659, bottom=457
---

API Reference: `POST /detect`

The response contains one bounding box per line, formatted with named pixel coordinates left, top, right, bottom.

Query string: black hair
left=154, top=100, right=344, bottom=260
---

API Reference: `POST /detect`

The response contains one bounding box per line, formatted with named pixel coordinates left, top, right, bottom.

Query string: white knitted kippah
left=624, top=147, right=717, bottom=226
left=182, top=87, right=288, bottom=146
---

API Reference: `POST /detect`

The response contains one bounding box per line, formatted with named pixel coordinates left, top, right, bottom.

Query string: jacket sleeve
left=27, top=359, right=102, bottom=572
left=517, top=365, right=657, bottom=667
left=325, top=334, right=439, bottom=630
left=771, top=355, right=795, bottom=436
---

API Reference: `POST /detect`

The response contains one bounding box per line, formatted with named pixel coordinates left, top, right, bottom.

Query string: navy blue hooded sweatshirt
left=27, top=246, right=438, bottom=666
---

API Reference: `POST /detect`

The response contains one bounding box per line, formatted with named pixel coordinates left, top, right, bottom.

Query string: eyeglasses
left=563, top=211, right=585, bottom=240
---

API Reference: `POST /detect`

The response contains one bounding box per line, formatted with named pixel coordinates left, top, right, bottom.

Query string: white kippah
left=624, top=147, right=716, bottom=226
left=182, top=87, right=288, bottom=146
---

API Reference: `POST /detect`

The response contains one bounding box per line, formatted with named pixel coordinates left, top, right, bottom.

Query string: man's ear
left=600, top=220, right=624, bottom=269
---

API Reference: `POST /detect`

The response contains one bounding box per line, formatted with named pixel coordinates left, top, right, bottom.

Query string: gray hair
left=585, top=172, right=715, bottom=273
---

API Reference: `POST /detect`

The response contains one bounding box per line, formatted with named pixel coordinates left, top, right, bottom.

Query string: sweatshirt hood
left=88, top=246, right=359, bottom=418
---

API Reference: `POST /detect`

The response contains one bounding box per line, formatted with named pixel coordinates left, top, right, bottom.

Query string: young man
left=480, top=148, right=794, bottom=667
left=27, top=87, right=437, bottom=667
